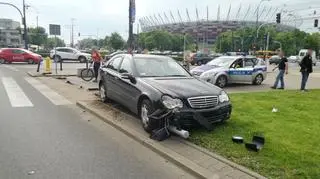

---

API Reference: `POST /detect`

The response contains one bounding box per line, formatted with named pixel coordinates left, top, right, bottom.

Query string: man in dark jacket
left=271, top=51, right=288, bottom=89
left=300, top=49, right=313, bottom=92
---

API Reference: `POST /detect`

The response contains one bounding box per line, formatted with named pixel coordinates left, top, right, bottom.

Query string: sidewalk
left=77, top=100, right=267, bottom=179
left=65, top=76, right=98, bottom=91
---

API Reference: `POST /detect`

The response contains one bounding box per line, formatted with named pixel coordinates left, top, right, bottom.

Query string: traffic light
left=78, top=33, right=81, bottom=37
left=276, top=13, right=281, bottom=24
left=315, top=19, right=319, bottom=27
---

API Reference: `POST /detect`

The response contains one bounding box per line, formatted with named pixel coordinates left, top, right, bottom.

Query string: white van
left=297, top=49, right=317, bottom=66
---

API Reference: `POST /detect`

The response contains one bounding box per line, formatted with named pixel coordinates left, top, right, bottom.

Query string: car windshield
left=207, top=57, right=235, bottom=67
left=134, top=57, right=191, bottom=77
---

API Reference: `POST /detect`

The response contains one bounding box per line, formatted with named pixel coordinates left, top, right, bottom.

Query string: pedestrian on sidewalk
left=92, top=48, right=102, bottom=83
left=271, top=50, right=288, bottom=90
left=299, top=48, right=313, bottom=92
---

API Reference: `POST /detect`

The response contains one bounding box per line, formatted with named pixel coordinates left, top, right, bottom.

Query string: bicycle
left=80, top=61, right=95, bottom=82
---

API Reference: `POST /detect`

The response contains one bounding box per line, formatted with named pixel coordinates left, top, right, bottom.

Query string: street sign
left=49, top=24, right=61, bottom=36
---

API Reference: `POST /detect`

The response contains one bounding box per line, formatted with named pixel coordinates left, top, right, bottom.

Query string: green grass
left=189, top=90, right=320, bottom=179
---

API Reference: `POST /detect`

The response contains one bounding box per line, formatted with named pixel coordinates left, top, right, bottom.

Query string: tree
left=28, top=27, right=48, bottom=46
left=109, top=32, right=125, bottom=50
left=137, top=30, right=194, bottom=51
left=44, top=37, right=65, bottom=50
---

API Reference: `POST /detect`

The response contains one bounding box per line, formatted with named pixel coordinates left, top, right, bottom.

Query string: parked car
left=191, top=53, right=213, bottom=66
left=190, top=56, right=267, bottom=88
left=49, top=47, right=91, bottom=63
left=104, top=51, right=125, bottom=61
left=0, top=48, right=42, bottom=64
left=288, top=55, right=298, bottom=63
left=98, top=54, right=232, bottom=133
left=297, top=49, right=317, bottom=66
left=269, top=55, right=281, bottom=65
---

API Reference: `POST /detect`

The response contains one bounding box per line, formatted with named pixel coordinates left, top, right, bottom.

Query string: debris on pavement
left=27, top=170, right=36, bottom=175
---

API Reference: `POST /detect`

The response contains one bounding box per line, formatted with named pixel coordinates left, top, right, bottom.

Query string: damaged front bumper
left=149, top=103, right=232, bottom=131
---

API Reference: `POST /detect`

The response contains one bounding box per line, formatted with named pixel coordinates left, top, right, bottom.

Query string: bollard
left=36, top=58, right=42, bottom=72
left=60, top=60, right=63, bottom=71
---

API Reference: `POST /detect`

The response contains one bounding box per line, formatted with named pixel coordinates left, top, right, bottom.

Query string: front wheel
left=140, top=99, right=159, bottom=133
left=27, top=59, right=34, bottom=64
left=99, top=82, right=108, bottom=102
left=253, top=74, right=264, bottom=85
left=80, top=69, right=94, bottom=82
left=215, top=75, right=227, bottom=88
left=0, top=58, right=5, bottom=64
left=79, top=56, right=86, bottom=63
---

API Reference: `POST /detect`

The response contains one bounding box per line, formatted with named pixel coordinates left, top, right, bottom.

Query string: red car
left=0, top=48, right=42, bottom=64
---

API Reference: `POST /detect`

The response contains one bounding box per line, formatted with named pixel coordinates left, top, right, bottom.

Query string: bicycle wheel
left=80, top=69, right=94, bottom=82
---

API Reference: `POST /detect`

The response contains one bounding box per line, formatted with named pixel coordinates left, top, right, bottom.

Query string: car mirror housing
left=121, top=73, right=136, bottom=83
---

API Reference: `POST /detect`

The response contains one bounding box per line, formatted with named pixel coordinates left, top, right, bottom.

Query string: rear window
left=300, top=52, right=306, bottom=56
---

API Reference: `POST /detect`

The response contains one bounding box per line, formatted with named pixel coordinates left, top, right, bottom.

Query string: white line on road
left=25, top=77, right=72, bottom=105
left=1, top=77, right=34, bottom=107
left=2, top=65, right=19, bottom=72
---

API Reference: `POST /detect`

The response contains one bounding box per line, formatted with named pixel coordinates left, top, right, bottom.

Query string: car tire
left=27, top=59, right=34, bottom=64
left=140, top=99, right=158, bottom=133
left=99, top=82, right=108, bottom=103
left=215, top=75, right=227, bottom=88
left=197, top=61, right=202, bottom=66
left=54, top=55, right=61, bottom=62
left=79, top=56, right=86, bottom=63
left=253, top=74, right=264, bottom=85
left=0, top=58, right=5, bottom=64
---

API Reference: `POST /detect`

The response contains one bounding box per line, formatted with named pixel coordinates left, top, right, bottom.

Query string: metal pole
left=71, top=18, right=75, bottom=48
left=22, top=0, right=28, bottom=49
left=55, top=35, right=57, bottom=74
left=266, top=32, right=270, bottom=51
left=128, top=0, right=134, bottom=52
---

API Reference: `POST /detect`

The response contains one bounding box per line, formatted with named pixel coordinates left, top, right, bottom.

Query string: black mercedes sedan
left=98, top=54, right=232, bottom=135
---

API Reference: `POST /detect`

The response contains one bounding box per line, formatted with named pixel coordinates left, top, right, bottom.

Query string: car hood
left=79, top=52, right=91, bottom=57
left=140, top=77, right=222, bottom=99
left=191, top=65, right=226, bottom=74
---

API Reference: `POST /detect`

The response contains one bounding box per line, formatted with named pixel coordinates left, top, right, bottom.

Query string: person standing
left=299, top=49, right=313, bottom=92
left=271, top=51, right=288, bottom=89
left=92, top=49, right=102, bottom=83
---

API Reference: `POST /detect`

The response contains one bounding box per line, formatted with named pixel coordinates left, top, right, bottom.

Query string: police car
left=190, top=56, right=267, bottom=88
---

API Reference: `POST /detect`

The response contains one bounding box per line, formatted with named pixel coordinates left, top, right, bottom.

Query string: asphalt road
left=0, top=64, right=194, bottom=179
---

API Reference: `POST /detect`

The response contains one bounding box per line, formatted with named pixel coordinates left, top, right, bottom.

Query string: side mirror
left=121, top=73, right=136, bottom=83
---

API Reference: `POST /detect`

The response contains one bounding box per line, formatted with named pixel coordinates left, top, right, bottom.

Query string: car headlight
left=219, top=91, right=229, bottom=103
left=201, top=71, right=217, bottom=78
left=161, top=95, right=183, bottom=109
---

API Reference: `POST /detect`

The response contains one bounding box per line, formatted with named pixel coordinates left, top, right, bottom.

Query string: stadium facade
left=139, top=4, right=298, bottom=45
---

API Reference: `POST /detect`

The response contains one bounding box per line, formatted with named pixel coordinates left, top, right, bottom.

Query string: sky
left=0, top=0, right=319, bottom=45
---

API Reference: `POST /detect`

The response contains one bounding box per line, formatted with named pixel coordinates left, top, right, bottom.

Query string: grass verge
left=190, top=90, right=320, bottom=179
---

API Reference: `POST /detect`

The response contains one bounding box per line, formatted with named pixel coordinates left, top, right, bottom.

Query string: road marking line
left=1, top=77, right=34, bottom=107
left=3, top=65, right=19, bottom=72
left=25, top=77, right=72, bottom=105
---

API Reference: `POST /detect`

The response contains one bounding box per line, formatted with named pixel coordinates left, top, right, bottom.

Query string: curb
left=181, top=140, right=268, bottom=179
left=27, top=71, right=77, bottom=77
left=76, top=101, right=217, bottom=179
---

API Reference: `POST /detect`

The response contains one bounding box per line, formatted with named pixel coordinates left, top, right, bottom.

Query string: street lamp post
left=22, top=0, right=28, bottom=49
left=0, top=1, right=28, bottom=49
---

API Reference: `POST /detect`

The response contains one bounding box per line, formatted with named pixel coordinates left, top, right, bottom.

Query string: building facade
left=0, top=19, right=22, bottom=48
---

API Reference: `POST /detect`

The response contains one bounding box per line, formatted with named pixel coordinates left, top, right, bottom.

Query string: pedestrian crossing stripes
left=24, top=77, right=72, bottom=106
left=1, top=77, right=34, bottom=107
left=2, top=65, right=19, bottom=72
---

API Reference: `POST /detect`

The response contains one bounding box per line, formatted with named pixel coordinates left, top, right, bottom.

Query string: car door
left=64, top=48, right=74, bottom=60
left=11, top=49, right=25, bottom=62
left=116, top=56, right=140, bottom=111
left=104, top=56, right=123, bottom=102
left=242, top=58, right=256, bottom=82
left=228, top=58, right=244, bottom=82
